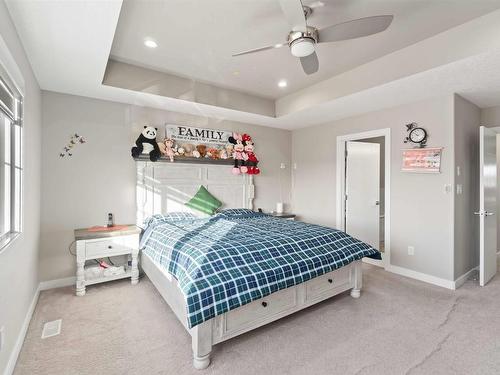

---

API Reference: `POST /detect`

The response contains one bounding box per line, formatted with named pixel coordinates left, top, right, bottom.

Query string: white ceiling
left=110, top=0, right=500, bottom=99
left=5, top=0, right=500, bottom=130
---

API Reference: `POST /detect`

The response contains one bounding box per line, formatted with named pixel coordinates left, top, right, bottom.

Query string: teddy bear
left=162, top=138, right=176, bottom=162
left=196, top=144, right=207, bottom=158
left=181, top=143, right=195, bottom=157
left=131, top=126, right=161, bottom=162
left=228, top=133, right=247, bottom=174
left=242, top=134, right=260, bottom=175
left=207, top=148, right=220, bottom=160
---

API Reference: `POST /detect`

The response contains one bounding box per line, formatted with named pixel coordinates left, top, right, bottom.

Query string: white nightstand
left=74, top=225, right=141, bottom=296
left=271, top=213, right=296, bottom=221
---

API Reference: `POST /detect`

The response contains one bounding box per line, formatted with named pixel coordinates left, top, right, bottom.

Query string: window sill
left=0, top=232, right=21, bottom=253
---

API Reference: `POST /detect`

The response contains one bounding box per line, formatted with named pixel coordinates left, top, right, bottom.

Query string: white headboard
left=136, top=162, right=254, bottom=224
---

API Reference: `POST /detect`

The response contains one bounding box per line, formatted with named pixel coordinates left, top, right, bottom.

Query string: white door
left=478, top=126, right=497, bottom=286
left=345, top=141, right=380, bottom=249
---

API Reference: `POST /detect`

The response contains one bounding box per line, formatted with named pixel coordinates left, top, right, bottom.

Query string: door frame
left=336, top=128, right=391, bottom=269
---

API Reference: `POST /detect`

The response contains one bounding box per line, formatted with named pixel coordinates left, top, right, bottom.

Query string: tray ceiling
left=110, top=0, right=500, bottom=99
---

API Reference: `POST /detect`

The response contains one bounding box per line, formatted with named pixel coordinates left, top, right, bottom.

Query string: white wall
left=0, top=2, right=42, bottom=373
left=453, top=95, right=480, bottom=279
left=40, top=91, right=292, bottom=282
left=292, top=96, right=456, bottom=281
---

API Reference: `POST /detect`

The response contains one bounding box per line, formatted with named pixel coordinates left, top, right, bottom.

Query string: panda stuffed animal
left=131, top=126, right=161, bottom=162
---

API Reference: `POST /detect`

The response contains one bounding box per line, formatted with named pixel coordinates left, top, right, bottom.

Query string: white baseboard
left=453, top=267, right=478, bottom=290
left=39, top=276, right=75, bottom=291
left=386, top=265, right=455, bottom=290
left=4, top=285, right=40, bottom=375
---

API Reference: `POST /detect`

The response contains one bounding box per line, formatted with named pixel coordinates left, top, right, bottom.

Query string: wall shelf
left=133, top=154, right=233, bottom=165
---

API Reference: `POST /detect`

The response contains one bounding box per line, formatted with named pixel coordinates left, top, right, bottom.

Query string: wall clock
left=404, top=123, right=427, bottom=148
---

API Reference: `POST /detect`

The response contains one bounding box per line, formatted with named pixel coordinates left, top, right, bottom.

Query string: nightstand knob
left=261, top=301, right=268, bottom=307
left=328, top=278, right=333, bottom=284
left=108, top=245, right=112, bottom=249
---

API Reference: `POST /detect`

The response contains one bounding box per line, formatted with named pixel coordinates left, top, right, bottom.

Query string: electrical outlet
left=0, top=326, right=5, bottom=352
left=456, top=184, right=463, bottom=195
left=280, top=163, right=286, bottom=169
left=408, top=246, right=415, bottom=256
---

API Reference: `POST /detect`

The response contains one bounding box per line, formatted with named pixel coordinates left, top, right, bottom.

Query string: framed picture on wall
left=401, top=147, right=443, bottom=173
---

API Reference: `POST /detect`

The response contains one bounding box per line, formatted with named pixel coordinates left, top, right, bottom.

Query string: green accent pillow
left=185, top=186, right=222, bottom=215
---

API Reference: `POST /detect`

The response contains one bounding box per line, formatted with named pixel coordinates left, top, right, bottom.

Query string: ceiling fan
left=232, top=0, right=394, bottom=75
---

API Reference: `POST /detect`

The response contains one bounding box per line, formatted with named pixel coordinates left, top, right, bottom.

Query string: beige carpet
left=14, top=264, right=500, bottom=375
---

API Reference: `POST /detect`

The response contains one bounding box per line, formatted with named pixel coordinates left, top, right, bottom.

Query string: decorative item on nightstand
left=73, top=224, right=141, bottom=296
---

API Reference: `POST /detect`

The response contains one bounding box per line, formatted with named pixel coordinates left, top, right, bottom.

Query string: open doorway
left=337, top=129, right=391, bottom=268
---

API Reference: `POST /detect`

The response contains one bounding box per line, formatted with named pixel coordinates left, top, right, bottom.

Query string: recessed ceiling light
left=232, top=71, right=240, bottom=76
left=144, top=39, right=158, bottom=49
left=278, top=80, right=287, bottom=88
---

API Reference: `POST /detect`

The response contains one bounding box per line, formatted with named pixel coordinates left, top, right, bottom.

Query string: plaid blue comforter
left=141, top=211, right=379, bottom=328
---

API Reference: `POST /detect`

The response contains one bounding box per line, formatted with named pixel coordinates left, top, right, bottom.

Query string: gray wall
left=40, top=91, right=292, bottom=282
left=453, top=95, right=480, bottom=279
left=292, top=96, right=456, bottom=281
left=0, top=3, right=42, bottom=373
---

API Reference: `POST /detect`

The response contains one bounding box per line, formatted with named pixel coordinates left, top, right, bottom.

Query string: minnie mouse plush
left=228, top=133, right=248, bottom=174
left=242, top=134, right=260, bottom=175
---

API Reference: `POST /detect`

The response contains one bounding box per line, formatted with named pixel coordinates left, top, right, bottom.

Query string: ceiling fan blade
left=279, top=0, right=307, bottom=32
left=232, top=43, right=285, bottom=57
left=300, top=51, right=319, bottom=75
left=318, top=15, right=393, bottom=43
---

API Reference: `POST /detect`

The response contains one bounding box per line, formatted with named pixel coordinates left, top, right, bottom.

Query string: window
left=0, top=73, right=22, bottom=247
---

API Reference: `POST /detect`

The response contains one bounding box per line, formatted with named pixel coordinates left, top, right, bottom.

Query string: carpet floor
left=14, top=264, right=500, bottom=375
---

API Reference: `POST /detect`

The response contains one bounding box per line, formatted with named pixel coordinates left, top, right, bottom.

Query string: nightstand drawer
left=84, top=235, right=138, bottom=258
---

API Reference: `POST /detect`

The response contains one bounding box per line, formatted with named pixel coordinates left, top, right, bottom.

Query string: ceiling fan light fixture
left=290, top=38, right=315, bottom=58
left=144, top=38, right=158, bottom=49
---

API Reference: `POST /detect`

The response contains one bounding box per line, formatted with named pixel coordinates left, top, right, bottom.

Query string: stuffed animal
left=192, top=150, right=201, bottom=158
left=181, top=143, right=195, bottom=157
left=228, top=133, right=247, bottom=174
left=207, top=148, right=220, bottom=160
left=220, top=149, right=228, bottom=159
left=196, top=144, right=207, bottom=158
left=161, top=138, right=175, bottom=162
left=131, top=126, right=161, bottom=162
left=176, top=147, right=185, bottom=157
left=157, top=142, right=166, bottom=155
left=225, top=144, right=234, bottom=158
left=242, top=134, right=260, bottom=175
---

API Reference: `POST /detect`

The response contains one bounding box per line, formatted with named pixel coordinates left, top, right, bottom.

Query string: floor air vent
left=41, top=319, right=62, bottom=339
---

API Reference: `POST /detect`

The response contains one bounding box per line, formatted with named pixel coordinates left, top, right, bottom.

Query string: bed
left=136, top=162, right=379, bottom=369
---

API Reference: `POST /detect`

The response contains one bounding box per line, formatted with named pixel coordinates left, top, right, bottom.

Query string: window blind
left=0, top=77, right=16, bottom=121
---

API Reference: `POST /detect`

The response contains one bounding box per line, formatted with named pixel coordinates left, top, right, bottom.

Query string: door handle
left=474, top=211, right=495, bottom=216
left=375, top=201, right=380, bottom=206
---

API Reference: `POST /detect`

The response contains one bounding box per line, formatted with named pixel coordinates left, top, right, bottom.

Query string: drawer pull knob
left=261, top=301, right=268, bottom=307
left=328, top=278, right=333, bottom=284
left=108, top=245, right=113, bottom=249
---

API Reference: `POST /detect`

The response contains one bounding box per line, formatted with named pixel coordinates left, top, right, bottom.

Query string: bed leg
left=192, top=321, right=212, bottom=370
left=350, top=260, right=362, bottom=299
